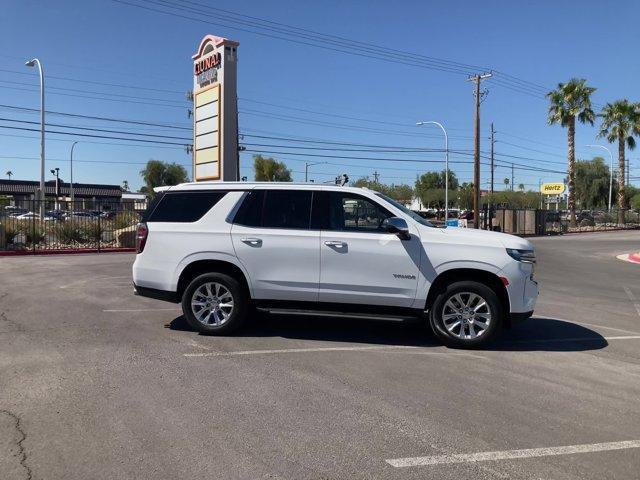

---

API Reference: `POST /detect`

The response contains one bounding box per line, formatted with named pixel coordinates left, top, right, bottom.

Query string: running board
left=256, top=307, right=421, bottom=323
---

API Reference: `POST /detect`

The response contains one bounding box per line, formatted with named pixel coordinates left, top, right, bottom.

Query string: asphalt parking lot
left=1, top=231, right=640, bottom=480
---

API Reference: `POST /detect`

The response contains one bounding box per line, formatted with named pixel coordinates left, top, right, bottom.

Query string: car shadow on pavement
left=167, top=314, right=608, bottom=352
left=489, top=317, right=608, bottom=352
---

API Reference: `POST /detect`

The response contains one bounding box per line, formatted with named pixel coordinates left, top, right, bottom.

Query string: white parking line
left=569, top=321, right=640, bottom=335
left=386, top=440, right=640, bottom=468
left=512, top=335, right=640, bottom=344
left=623, top=287, right=640, bottom=317
left=103, top=308, right=181, bottom=312
left=183, top=345, right=481, bottom=358
left=539, top=316, right=640, bottom=335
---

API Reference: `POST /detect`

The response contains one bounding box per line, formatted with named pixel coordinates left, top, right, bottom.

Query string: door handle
left=241, top=237, right=262, bottom=245
left=324, top=240, right=346, bottom=247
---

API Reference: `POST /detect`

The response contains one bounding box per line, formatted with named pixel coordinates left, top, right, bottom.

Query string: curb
left=616, top=253, right=640, bottom=264
left=0, top=248, right=135, bottom=257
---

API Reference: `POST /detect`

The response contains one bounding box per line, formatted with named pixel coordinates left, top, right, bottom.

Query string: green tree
left=253, top=155, right=292, bottom=181
left=457, top=182, right=475, bottom=210
left=547, top=78, right=597, bottom=227
left=352, top=178, right=414, bottom=202
left=139, top=159, right=189, bottom=197
left=486, top=190, right=541, bottom=209
left=518, top=183, right=525, bottom=192
left=414, top=170, right=458, bottom=209
left=503, top=178, right=510, bottom=190
left=598, top=100, right=640, bottom=224
left=573, top=157, right=613, bottom=209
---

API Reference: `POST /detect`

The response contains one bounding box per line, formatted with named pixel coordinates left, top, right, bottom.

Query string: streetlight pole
left=305, top=161, right=326, bottom=182
left=50, top=168, right=60, bottom=211
left=416, top=121, right=449, bottom=223
left=70, top=141, right=78, bottom=208
left=586, top=144, right=614, bottom=212
left=26, top=58, right=45, bottom=218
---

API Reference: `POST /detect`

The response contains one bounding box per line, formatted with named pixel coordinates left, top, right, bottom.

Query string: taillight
left=136, top=222, right=148, bottom=253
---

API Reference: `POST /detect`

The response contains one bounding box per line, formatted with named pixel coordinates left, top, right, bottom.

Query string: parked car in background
left=5, top=207, right=28, bottom=218
left=459, top=210, right=474, bottom=221
left=16, top=212, right=54, bottom=221
left=133, top=182, right=538, bottom=348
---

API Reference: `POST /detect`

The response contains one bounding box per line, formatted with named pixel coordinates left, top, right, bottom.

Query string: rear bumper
left=133, top=283, right=179, bottom=303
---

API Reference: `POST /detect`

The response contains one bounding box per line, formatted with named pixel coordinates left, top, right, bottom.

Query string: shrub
left=580, top=218, right=595, bottom=227
left=19, top=222, right=45, bottom=245
left=82, top=222, right=104, bottom=243
left=54, top=221, right=84, bottom=244
left=1, top=221, right=19, bottom=245
left=113, top=211, right=140, bottom=230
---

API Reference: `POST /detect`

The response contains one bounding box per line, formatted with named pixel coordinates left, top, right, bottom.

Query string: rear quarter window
left=147, top=191, right=227, bottom=222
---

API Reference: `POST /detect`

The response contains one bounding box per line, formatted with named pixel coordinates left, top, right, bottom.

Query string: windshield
left=375, top=193, right=434, bottom=227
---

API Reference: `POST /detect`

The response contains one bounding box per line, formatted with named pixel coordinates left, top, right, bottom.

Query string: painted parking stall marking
left=623, top=287, right=640, bottom=317
left=183, top=345, right=485, bottom=358
left=386, top=440, right=640, bottom=468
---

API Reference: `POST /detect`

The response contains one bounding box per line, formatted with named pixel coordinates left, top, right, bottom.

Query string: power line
left=0, top=124, right=190, bottom=146
left=111, top=0, right=554, bottom=100
left=0, top=104, right=191, bottom=130
left=0, top=117, right=192, bottom=141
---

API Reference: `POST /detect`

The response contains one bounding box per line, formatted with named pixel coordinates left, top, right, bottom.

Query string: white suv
left=132, top=182, right=538, bottom=347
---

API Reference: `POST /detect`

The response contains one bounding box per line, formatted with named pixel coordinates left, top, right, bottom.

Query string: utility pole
left=538, top=179, right=543, bottom=209
left=490, top=123, right=495, bottom=194
left=511, top=163, right=514, bottom=191
left=50, top=167, right=60, bottom=211
left=489, top=123, right=495, bottom=231
left=468, top=72, right=492, bottom=228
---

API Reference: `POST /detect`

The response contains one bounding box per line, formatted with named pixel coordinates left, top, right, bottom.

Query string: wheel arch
left=176, top=258, right=252, bottom=301
left=425, top=268, right=511, bottom=324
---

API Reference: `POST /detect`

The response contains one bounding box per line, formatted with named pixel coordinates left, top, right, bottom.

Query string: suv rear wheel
left=181, top=273, right=248, bottom=334
left=428, top=280, right=502, bottom=348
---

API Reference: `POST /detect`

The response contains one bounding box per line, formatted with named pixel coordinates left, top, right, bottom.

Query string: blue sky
left=1, top=0, right=639, bottom=191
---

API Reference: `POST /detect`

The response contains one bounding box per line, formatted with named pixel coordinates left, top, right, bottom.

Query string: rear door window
left=233, top=190, right=313, bottom=230
left=147, top=191, right=227, bottom=222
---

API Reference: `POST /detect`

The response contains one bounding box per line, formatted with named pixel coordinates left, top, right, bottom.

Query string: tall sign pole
left=467, top=72, right=492, bottom=228
left=192, top=35, right=239, bottom=182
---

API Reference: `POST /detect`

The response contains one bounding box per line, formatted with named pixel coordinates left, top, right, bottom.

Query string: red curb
left=628, top=253, right=640, bottom=264
left=0, top=248, right=135, bottom=257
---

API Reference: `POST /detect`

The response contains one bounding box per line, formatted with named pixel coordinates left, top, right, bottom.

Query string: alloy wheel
left=191, top=282, right=235, bottom=326
left=441, top=291, right=492, bottom=340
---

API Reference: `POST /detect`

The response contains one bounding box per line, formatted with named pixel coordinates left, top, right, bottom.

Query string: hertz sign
left=540, top=182, right=565, bottom=195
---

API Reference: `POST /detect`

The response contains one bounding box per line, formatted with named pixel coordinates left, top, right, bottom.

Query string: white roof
left=168, top=181, right=378, bottom=194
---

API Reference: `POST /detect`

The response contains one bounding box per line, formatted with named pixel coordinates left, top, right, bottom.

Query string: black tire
left=428, top=280, right=503, bottom=348
left=181, top=272, right=248, bottom=335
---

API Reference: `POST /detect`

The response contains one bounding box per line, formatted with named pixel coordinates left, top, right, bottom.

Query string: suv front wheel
left=428, top=281, right=503, bottom=348
left=182, top=273, right=248, bottom=334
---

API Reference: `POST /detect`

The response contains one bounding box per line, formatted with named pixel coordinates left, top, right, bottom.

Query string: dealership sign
left=540, top=182, right=565, bottom=195
left=192, top=35, right=239, bottom=181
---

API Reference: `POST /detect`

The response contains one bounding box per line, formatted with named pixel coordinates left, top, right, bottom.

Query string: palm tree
left=503, top=178, right=510, bottom=190
left=547, top=78, right=597, bottom=227
left=6, top=170, right=12, bottom=180
left=518, top=183, right=525, bottom=192
left=598, top=100, right=640, bottom=225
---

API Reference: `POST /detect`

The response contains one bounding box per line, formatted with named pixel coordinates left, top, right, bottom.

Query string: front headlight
left=506, top=248, right=536, bottom=263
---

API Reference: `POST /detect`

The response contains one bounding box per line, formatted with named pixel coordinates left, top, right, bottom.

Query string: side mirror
left=383, top=217, right=410, bottom=239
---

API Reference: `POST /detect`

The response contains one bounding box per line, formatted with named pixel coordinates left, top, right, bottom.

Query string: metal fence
left=481, top=205, right=640, bottom=236
left=0, top=200, right=142, bottom=253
